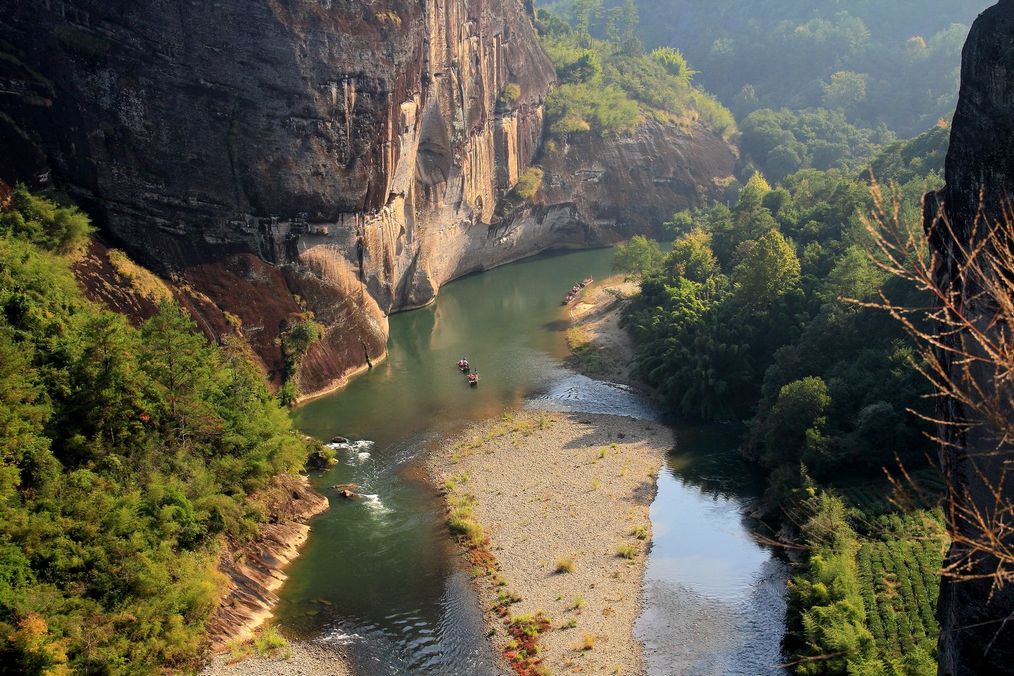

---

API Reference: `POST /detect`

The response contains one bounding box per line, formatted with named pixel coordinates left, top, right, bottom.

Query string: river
left=278, top=248, right=788, bottom=674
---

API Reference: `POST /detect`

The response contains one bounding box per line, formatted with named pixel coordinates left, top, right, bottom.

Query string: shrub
left=546, top=83, right=639, bottom=137
left=500, top=82, right=522, bottom=105
left=616, top=544, right=638, bottom=559
left=650, top=47, right=698, bottom=85
left=513, top=167, right=544, bottom=201
left=280, top=315, right=324, bottom=383
left=789, top=494, right=877, bottom=674
left=0, top=183, right=92, bottom=252
left=555, top=557, right=576, bottom=574
left=374, top=10, right=401, bottom=26
left=55, top=26, right=111, bottom=59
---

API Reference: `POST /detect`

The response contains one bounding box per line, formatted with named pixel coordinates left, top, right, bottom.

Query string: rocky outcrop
left=537, top=119, right=736, bottom=239
left=205, top=474, right=329, bottom=650
left=926, top=1, right=1014, bottom=671
left=0, top=1, right=736, bottom=397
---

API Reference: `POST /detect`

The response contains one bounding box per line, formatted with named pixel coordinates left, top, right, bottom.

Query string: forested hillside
left=588, top=0, right=981, bottom=135
left=544, top=0, right=978, bottom=183
left=534, top=7, right=734, bottom=139
left=614, top=124, right=951, bottom=672
left=0, top=187, right=315, bottom=672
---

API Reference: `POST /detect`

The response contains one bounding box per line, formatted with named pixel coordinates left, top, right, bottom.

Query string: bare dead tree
left=860, top=181, right=1014, bottom=597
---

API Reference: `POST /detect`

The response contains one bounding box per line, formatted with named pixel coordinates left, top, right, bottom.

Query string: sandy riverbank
left=203, top=639, right=353, bottom=676
left=428, top=411, right=673, bottom=675
left=566, top=275, right=639, bottom=386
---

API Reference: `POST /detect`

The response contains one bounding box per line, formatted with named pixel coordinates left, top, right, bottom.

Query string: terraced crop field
left=857, top=514, right=946, bottom=665
left=837, top=468, right=947, bottom=516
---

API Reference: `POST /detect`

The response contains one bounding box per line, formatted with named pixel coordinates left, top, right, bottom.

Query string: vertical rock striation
left=0, top=0, right=735, bottom=397
left=0, top=0, right=554, bottom=392
left=926, top=1, right=1014, bottom=671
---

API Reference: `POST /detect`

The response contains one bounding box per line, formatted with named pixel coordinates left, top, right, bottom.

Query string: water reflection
left=636, top=427, right=788, bottom=675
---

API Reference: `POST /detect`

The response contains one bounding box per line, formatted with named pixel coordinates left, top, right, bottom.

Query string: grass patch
left=106, top=249, right=174, bottom=302
left=447, top=508, right=484, bottom=548
left=227, top=625, right=291, bottom=661
left=631, top=525, right=649, bottom=540
left=555, top=556, right=576, bottom=574
left=253, top=626, right=290, bottom=657
left=616, top=544, right=638, bottom=559
left=566, top=326, right=610, bottom=374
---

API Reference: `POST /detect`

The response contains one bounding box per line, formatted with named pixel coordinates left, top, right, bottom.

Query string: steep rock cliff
left=0, top=0, right=736, bottom=397
left=926, top=1, right=1014, bottom=671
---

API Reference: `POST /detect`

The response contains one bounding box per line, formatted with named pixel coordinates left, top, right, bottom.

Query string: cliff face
left=927, top=1, right=1014, bottom=671
left=0, top=0, right=735, bottom=396
left=537, top=119, right=736, bottom=239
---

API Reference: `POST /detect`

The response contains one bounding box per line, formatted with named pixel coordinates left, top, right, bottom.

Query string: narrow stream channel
left=278, top=248, right=788, bottom=674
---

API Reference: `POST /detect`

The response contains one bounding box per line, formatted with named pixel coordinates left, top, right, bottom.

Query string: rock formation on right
left=927, top=1, right=1014, bottom=671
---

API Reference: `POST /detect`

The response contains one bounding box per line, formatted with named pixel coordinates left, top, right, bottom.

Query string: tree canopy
left=0, top=188, right=313, bottom=672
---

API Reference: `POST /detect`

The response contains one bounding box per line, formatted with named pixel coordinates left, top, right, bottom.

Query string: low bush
left=616, top=544, right=638, bottom=559
left=513, top=167, right=544, bottom=201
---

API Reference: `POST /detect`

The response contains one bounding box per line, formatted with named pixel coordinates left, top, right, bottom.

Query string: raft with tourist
left=561, top=277, right=593, bottom=305
left=467, top=372, right=480, bottom=387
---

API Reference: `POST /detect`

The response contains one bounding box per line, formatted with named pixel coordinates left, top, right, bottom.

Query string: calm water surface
left=279, top=248, right=787, bottom=674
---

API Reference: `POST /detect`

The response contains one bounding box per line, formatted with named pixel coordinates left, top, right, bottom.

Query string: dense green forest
left=0, top=187, right=314, bottom=673
left=544, top=0, right=978, bottom=183
left=533, top=5, right=734, bottom=139
left=620, top=127, right=946, bottom=471
left=549, top=0, right=980, bottom=136
left=614, top=124, right=951, bottom=672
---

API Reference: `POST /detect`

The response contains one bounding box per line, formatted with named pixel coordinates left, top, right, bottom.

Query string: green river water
left=278, top=248, right=788, bottom=674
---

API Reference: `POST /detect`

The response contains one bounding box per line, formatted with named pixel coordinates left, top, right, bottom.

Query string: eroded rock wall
left=0, top=0, right=736, bottom=396
left=926, top=1, right=1014, bottom=671
left=0, top=0, right=553, bottom=389
left=537, top=119, right=737, bottom=239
